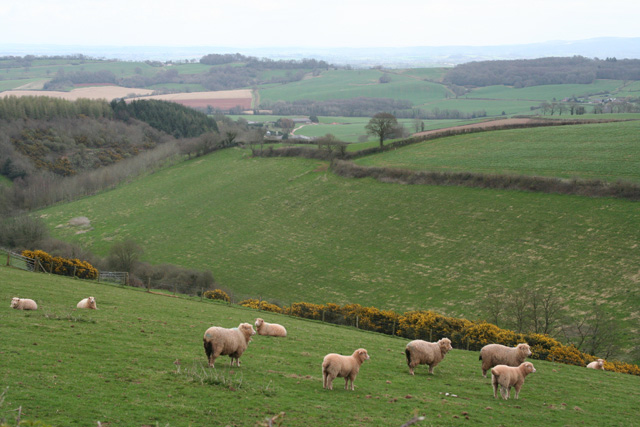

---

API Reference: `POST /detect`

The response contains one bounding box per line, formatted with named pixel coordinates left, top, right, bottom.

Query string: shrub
left=203, top=289, right=230, bottom=302
left=22, top=249, right=98, bottom=280
left=239, top=299, right=283, bottom=313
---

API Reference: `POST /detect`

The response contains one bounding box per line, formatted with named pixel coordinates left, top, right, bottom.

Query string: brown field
left=0, top=86, right=252, bottom=110
left=131, top=89, right=253, bottom=110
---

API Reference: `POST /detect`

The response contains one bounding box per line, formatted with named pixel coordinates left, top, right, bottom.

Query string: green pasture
left=422, top=98, right=541, bottom=116
left=36, top=148, right=640, bottom=350
left=355, top=120, right=640, bottom=183
left=467, top=80, right=627, bottom=101
left=2, top=267, right=639, bottom=426
left=258, top=69, right=449, bottom=104
left=395, top=67, right=450, bottom=82
left=147, top=83, right=209, bottom=92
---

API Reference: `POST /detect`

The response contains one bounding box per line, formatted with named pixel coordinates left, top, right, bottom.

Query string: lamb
left=322, top=348, right=370, bottom=390
left=586, top=359, right=605, bottom=370
left=77, top=296, right=97, bottom=309
left=254, top=318, right=287, bottom=337
left=405, top=337, right=452, bottom=375
left=479, top=343, right=532, bottom=377
left=491, top=362, right=536, bottom=400
left=10, top=297, right=38, bottom=310
left=203, top=323, right=256, bottom=368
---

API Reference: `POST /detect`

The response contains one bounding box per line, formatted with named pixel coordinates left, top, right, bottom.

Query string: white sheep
left=322, top=348, right=370, bottom=391
left=479, top=343, right=531, bottom=377
left=405, top=337, right=452, bottom=375
left=10, top=297, right=38, bottom=310
left=586, top=359, right=605, bottom=370
left=491, top=362, right=536, bottom=400
left=77, top=296, right=97, bottom=309
left=254, top=318, right=287, bottom=337
left=203, top=323, right=256, bottom=368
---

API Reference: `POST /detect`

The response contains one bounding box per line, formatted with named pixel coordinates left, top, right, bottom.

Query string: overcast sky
left=2, top=0, right=639, bottom=48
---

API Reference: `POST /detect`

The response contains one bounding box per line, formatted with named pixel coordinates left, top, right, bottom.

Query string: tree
left=365, top=112, right=398, bottom=148
left=108, top=239, right=143, bottom=273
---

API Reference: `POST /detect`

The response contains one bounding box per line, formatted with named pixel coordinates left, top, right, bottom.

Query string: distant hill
left=2, top=37, right=640, bottom=66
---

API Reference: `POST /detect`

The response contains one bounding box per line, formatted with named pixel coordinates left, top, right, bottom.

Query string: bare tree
left=108, top=239, right=143, bottom=273
left=365, top=112, right=398, bottom=148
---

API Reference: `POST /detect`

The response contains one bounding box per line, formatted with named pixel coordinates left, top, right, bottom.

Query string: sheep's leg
left=492, top=376, right=499, bottom=398
left=344, top=377, right=349, bottom=390
left=500, top=386, right=508, bottom=400
left=428, top=364, right=435, bottom=374
left=514, top=384, right=521, bottom=399
left=327, top=375, right=334, bottom=390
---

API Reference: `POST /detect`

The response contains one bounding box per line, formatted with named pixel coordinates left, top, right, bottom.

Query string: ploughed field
left=2, top=267, right=638, bottom=426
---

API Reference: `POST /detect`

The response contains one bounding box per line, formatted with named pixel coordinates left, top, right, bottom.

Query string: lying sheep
left=10, top=297, right=38, bottom=310
left=322, top=348, right=370, bottom=391
left=203, top=323, right=255, bottom=368
left=77, top=296, right=97, bottom=309
left=479, top=343, right=531, bottom=377
left=405, top=337, right=452, bottom=375
left=587, top=359, right=605, bottom=370
left=491, top=362, right=536, bottom=400
left=254, top=318, right=287, bottom=337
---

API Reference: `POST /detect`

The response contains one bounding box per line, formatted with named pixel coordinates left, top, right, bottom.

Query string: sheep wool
left=203, top=323, right=256, bottom=368
left=491, top=362, right=536, bottom=400
left=10, top=297, right=38, bottom=310
left=586, top=359, right=605, bottom=370
left=322, top=348, right=370, bottom=391
left=254, top=318, right=287, bottom=337
left=479, top=343, right=532, bottom=377
left=405, top=337, right=452, bottom=375
left=77, top=296, right=97, bottom=309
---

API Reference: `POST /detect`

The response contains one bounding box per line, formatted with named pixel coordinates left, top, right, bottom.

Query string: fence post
left=147, top=277, right=151, bottom=292
left=6, top=253, right=9, bottom=266
left=322, top=310, right=325, bottom=323
left=392, top=318, right=396, bottom=336
left=356, top=315, right=359, bottom=329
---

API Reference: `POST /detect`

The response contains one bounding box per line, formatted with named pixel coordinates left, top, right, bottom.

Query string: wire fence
left=2, top=247, right=127, bottom=285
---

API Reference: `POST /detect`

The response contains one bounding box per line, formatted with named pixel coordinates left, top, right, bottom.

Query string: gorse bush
left=21, top=249, right=98, bottom=280
left=203, top=289, right=230, bottom=302
left=231, top=298, right=639, bottom=376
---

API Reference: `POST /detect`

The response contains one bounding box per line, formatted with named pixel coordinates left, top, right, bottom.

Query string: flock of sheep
left=202, top=319, right=607, bottom=400
left=11, top=296, right=607, bottom=400
left=10, top=296, right=97, bottom=310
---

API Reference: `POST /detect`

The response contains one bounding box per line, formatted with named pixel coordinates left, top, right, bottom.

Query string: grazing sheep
left=76, top=296, right=97, bottom=309
left=405, top=337, right=452, bottom=375
left=479, top=343, right=532, bottom=377
left=322, top=348, right=370, bottom=391
left=10, top=297, right=38, bottom=310
left=587, top=359, right=605, bottom=370
left=254, top=318, right=287, bottom=337
left=203, top=323, right=256, bottom=368
left=491, top=362, right=536, bottom=400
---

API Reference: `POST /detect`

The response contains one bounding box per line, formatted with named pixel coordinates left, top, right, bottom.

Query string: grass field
left=467, top=80, right=627, bottom=101
left=355, top=120, right=640, bottom=182
left=35, top=146, right=640, bottom=356
left=2, top=266, right=639, bottom=426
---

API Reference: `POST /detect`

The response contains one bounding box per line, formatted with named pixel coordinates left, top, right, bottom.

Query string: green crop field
left=2, top=267, right=638, bottom=426
left=258, top=69, right=449, bottom=104
left=35, top=145, right=640, bottom=355
left=467, top=80, right=627, bottom=101
left=355, top=120, right=640, bottom=183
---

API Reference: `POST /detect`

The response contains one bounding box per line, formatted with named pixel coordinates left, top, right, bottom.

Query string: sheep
left=10, top=297, right=38, bottom=310
left=405, top=337, right=452, bottom=375
left=76, top=296, right=97, bottom=309
left=586, top=359, right=605, bottom=370
left=479, top=343, right=531, bottom=377
left=254, top=318, right=287, bottom=337
left=322, top=348, right=370, bottom=391
left=203, top=323, right=255, bottom=368
left=491, top=362, right=536, bottom=400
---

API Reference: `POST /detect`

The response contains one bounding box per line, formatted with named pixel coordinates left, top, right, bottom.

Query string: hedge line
left=22, top=249, right=98, bottom=280
left=237, top=299, right=639, bottom=376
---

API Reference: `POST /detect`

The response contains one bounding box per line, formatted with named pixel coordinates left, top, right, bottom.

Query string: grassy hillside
left=2, top=266, right=638, bottom=426
left=36, top=146, right=640, bottom=348
left=355, top=120, right=640, bottom=183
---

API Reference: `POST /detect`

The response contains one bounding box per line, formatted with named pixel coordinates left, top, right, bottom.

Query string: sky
left=1, top=0, right=640, bottom=49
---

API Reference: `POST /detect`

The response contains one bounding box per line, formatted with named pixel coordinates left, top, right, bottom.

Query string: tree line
left=445, top=56, right=640, bottom=88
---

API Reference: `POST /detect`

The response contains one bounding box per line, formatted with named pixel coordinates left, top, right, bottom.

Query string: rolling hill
left=34, top=122, right=640, bottom=361
left=2, top=266, right=639, bottom=426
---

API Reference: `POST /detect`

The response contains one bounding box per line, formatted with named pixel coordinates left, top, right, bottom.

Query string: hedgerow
left=22, top=249, right=98, bottom=280
left=237, top=298, right=639, bottom=376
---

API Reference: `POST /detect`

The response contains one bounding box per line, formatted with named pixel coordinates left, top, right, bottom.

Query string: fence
left=2, top=247, right=127, bottom=285
left=3, top=248, right=35, bottom=272
left=98, top=271, right=129, bottom=285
